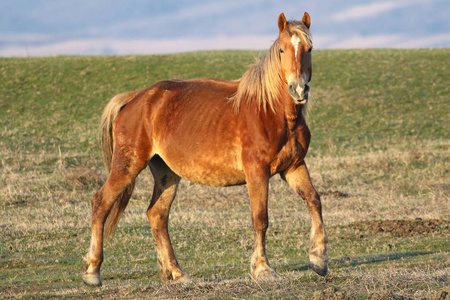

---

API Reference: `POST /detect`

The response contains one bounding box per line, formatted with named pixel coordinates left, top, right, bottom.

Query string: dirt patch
left=348, top=219, right=450, bottom=236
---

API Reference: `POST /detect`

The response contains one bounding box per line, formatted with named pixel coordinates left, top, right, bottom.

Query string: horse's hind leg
left=282, top=161, right=328, bottom=276
left=146, top=156, right=190, bottom=283
left=82, top=149, right=148, bottom=286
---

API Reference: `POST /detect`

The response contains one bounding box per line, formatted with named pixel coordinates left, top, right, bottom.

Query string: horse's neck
left=275, top=88, right=303, bottom=131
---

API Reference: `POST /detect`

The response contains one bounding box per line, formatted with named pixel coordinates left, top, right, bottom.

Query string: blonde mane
left=230, top=21, right=312, bottom=113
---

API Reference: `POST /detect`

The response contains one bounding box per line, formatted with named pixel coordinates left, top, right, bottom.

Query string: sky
left=0, top=0, right=449, bottom=57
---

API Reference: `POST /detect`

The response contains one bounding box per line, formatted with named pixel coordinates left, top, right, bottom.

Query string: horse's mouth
left=295, top=93, right=308, bottom=105
left=296, top=98, right=307, bottom=105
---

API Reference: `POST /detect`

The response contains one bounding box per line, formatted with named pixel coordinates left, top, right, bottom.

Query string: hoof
left=173, top=273, right=192, bottom=284
left=82, top=273, right=102, bottom=287
left=309, top=255, right=328, bottom=276
left=252, top=265, right=278, bottom=280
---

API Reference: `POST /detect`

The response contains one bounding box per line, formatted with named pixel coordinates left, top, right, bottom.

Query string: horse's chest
left=270, top=132, right=309, bottom=175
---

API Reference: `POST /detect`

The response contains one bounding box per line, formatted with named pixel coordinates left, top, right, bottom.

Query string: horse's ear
left=302, top=12, right=311, bottom=29
left=278, top=13, right=287, bottom=33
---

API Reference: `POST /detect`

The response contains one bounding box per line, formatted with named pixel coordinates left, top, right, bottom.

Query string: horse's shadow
left=331, top=250, right=437, bottom=267
left=284, top=250, right=437, bottom=273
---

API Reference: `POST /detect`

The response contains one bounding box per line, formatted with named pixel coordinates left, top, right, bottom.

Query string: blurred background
left=1, top=0, right=449, bottom=57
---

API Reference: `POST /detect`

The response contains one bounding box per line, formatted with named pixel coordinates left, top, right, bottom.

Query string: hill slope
left=0, top=49, right=449, bottom=298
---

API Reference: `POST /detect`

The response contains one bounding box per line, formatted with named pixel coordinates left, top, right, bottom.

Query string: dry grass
left=1, top=137, right=448, bottom=298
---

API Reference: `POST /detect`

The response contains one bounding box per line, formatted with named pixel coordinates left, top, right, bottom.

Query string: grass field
left=0, top=49, right=449, bottom=299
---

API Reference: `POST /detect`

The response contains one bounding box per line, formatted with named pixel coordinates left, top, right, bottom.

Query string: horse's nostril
left=288, top=85, right=297, bottom=95
left=304, top=84, right=310, bottom=93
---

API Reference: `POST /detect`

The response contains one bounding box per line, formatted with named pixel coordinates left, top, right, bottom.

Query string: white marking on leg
left=309, top=254, right=327, bottom=270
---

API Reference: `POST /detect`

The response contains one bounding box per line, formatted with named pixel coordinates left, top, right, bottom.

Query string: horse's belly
left=169, top=159, right=246, bottom=187
left=177, top=165, right=246, bottom=187
left=156, top=147, right=246, bottom=187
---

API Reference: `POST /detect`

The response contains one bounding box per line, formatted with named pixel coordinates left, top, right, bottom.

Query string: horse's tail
left=100, top=91, right=138, bottom=240
left=101, top=91, right=136, bottom=172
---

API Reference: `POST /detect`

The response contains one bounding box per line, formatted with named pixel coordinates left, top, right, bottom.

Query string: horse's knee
left=299, top=188, right=322, bottom=212
left=307, top=193, right=322, bottom=210
left=252, top=213, right=268, bottom=232
left=148, top=210, right=169, bottom=228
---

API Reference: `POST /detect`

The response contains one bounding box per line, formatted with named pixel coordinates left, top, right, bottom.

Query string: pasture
left=0, top=49, right=449, bottom=298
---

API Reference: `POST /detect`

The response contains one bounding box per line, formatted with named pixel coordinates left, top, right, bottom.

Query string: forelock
left=286, top=20, right=312, bottom=47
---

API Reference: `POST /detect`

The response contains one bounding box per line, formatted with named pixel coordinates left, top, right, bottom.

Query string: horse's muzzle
left=288, top=82, right=309, bottom=105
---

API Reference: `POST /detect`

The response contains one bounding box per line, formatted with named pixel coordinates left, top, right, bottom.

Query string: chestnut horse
left=83, top=12, right=328, bottom=286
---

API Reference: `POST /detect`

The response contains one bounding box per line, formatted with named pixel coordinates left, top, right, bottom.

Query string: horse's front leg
left=245, top=167, right=278, bottom=279
left=283, top=161, right=328, bottom=276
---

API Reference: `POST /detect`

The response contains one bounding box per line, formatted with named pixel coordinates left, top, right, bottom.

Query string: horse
left=82, top=12, right=328, bottom=286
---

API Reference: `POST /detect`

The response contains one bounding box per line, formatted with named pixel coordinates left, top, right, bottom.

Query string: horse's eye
left=280, top=48, right=284, bottom=54
left=308, top=47, right=312, bottom=53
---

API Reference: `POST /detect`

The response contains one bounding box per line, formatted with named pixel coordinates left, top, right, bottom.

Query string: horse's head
left=278, top=12, right=312, bottom=106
